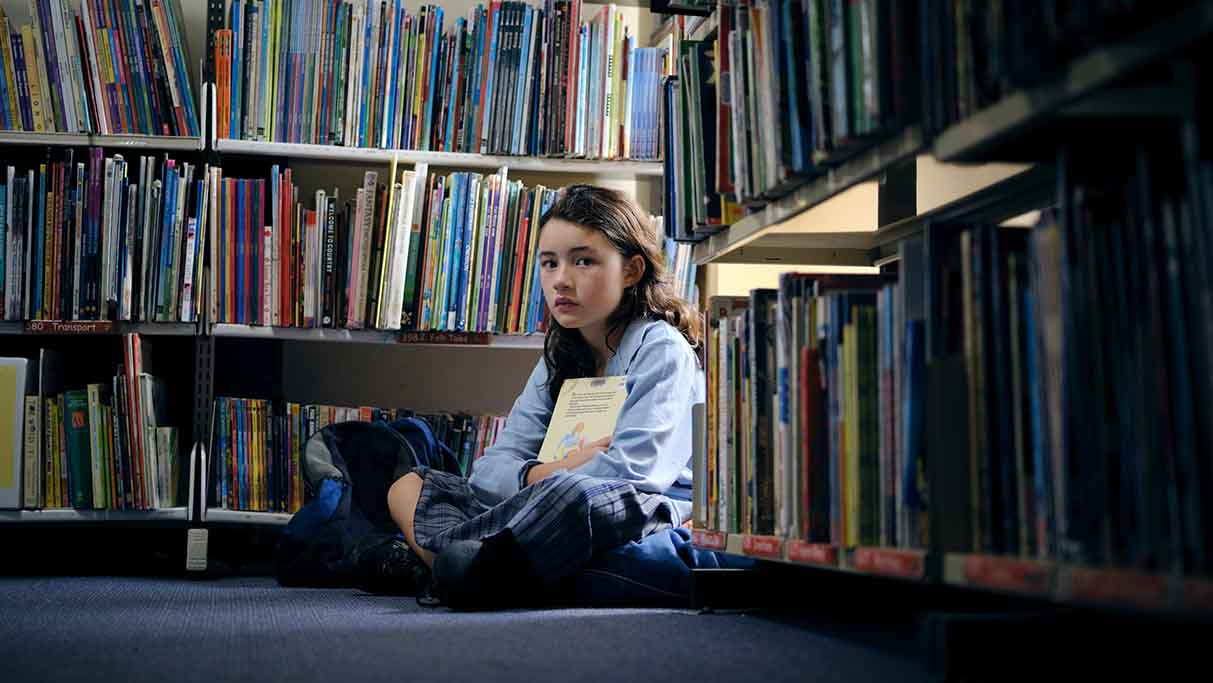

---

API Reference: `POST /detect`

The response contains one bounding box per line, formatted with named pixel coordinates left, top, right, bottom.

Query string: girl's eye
left=540, top=259, right=556, bottom=269
left=575, top=257, right=593, bottom=266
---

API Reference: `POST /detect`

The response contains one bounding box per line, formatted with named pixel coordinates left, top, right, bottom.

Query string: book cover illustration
left=537, top=375, right=628, bottom=464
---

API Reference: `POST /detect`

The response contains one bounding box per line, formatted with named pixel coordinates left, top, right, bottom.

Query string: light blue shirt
left=468, top=317, right=703, bottom=524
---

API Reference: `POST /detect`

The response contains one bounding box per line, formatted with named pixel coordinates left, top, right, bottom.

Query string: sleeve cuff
left=518, top=460, right=543, bottom=488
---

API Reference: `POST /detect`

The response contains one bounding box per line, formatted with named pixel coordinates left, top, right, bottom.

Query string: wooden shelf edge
left=695, top=126, right=925, bottom=265
left=210, top=324, right=543, bottom=347
left=204, top=509, right=293, bottom=525
left=0, top=131, right=203, bottom=150
left=947, top=554, right=1213, bottom=617
left=214, top=138, right=662, bottom=176
left=0, top=507, right=188, bottom=523
left=4, top=321, right=197, bottom=336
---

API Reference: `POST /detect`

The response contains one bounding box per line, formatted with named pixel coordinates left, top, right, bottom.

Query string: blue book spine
left=780, top=0, right=805, bottom=170
left=435, top=176, right=458, bottom=328
left=479, top=5, right=502, bottom=153
left=0, top=43, right=10, bottom=130
left=357, top=0, right=374, bottom=147
left=383, top=1, right=402, bottom=149
left=464, top=10, right=485, bottom=152
left=231, top=0, right=243, bottom=139
left=454, top=174, right=472, bottom=331
left=422, top=8, right=445, bottom=150
left=511, top=8, right=533, bottom=155
left=10, top=35, right=32, bottom=131
left=160, top=0, right=200, bottom=134
left=156, top=167, right=175, bottom=318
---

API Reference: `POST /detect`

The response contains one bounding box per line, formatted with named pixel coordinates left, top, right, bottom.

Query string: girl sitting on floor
left=386, top=184, right=704, bottom=609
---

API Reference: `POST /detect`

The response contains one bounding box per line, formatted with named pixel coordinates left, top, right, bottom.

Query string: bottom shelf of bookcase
left=692, top=530, right=1213, bottom=616
left=944, top=553, right=1213, bottom=617
left=202, top=509, right=293, bottom=526
left=0, top=507, right=188, bottom=523
left=691, top=529, right=928, bottom=581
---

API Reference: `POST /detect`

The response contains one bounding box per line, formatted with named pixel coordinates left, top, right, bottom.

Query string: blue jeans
left=563, top=528, right=756, bottom=608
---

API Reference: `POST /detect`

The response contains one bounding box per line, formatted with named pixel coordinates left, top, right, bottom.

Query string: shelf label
left=788, top=541, right=838, bottom=567
left=1067, top=567, right=1168, bottom=610
left=963, top=555, right=1053, bottom=595
left=399, top=331, right=491, bottom=345
left=854, top=547, right=925, bottom=579
left=25, top=320, right=115, bottom=334
left=742, top=534, right=783, bottom=559
left=692, top=529, right=727, bottom=551
left=1180, top=578, right=1213, bottom=615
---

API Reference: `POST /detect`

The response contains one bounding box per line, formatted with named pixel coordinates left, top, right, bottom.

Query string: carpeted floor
left=0, top=576, right=932, bottom=683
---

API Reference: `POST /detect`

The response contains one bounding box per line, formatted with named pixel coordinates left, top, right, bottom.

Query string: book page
left=537, top=376, right=629, bottom=464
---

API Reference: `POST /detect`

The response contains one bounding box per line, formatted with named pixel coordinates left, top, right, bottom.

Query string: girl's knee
left=387, top=472, right=423, bottom=513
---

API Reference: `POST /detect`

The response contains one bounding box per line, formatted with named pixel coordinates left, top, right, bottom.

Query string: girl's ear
left=623, top=254, right=645, bottom=288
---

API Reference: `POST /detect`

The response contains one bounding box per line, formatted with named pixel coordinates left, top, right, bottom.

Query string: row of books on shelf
left=0, top=334, right=179, bottom=511
left=214, top=0, right=664, bottom=160
left=696, top=131, right=1213, bottom=576
left=664, top=0, right=920, bottom=238
left=0, top=147, right=693, bottom=330
left=208, top=397, right=505, bottom=513
left=0, top=149, right=208, bottom=323
left=920, top=0, right=1192, bottom=135
left=0, top=1, right=199, bottom=136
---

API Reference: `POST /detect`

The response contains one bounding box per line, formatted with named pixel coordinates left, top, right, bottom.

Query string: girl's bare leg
left=386, top=473, right=436, bottom=568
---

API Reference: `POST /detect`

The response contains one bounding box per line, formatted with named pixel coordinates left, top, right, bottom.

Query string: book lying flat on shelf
left=537, top=375, right=627, bottom=464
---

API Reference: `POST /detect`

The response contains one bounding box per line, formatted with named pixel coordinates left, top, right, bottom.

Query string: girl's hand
left=561, top=436, right=611, bottom=470
left=526, top=436, right=612, bottom=486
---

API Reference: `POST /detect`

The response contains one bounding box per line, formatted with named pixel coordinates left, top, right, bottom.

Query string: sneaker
left=349, top=532, right=431, bottom=596
left=431, top=537, right=539, bottom=610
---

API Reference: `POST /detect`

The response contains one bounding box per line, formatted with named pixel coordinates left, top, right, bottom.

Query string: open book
left=537, top=376, right=629, bottom=463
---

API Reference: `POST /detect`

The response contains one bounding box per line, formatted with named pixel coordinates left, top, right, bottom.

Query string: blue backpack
left=274, top=417, right=459, bottom=587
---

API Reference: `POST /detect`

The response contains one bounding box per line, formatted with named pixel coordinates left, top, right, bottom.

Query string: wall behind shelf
left=281, top=343, right=541, bottom=415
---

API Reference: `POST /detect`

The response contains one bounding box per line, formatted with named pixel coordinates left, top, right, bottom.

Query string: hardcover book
left=537, top=375, right=627, bottom=464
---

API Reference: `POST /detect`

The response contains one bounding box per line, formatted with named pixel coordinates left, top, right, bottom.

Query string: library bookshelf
left=688, top=0, right=1213, bottom=622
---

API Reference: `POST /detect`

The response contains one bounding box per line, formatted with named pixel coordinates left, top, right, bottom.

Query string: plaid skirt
left=410, top=467, right=679, bottom=582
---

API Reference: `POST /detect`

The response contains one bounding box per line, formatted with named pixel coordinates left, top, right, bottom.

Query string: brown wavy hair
left=539, top=184, right=701, bottom=402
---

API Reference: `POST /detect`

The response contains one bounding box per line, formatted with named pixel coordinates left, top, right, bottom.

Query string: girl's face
left=538, top=218, right=642, bottom=339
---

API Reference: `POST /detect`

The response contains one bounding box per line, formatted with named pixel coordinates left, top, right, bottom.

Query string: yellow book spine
left=0, top=16, right=20, bottom=129
left=610, top=11, right=624, bottom=158
left=21, top=26, right=44, bottom=132
left=265, top=0, right=278, bottom=141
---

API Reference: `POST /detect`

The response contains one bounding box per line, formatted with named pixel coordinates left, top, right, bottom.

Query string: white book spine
left=100, top=157, right=116, bottom=316
left=355, top=170, right=376, bottom=328
left=208, top=168, right=219, bottom=323
left=180, top=217, right=197, bottom=321
left=5, top=166, right=13, bottom=320
left=139, top=157, right=155, bottom=321
left=393, top=172, right=422, bottom=329
left=45, top=0, right=73, bottom=131
left=122, top=183, right=137, bottom=320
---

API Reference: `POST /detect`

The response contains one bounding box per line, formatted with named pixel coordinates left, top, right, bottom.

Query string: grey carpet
left=0, top=576, right=931, bottom=683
